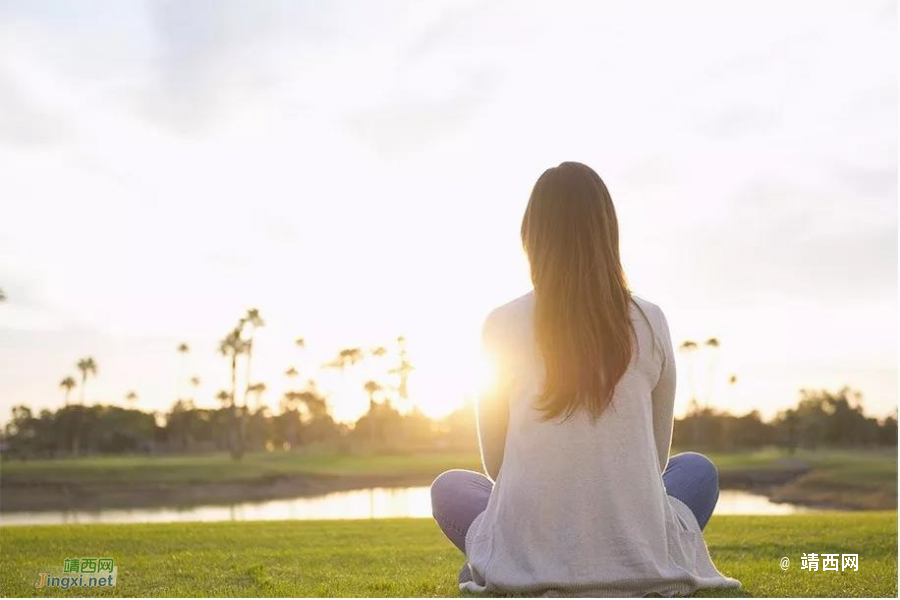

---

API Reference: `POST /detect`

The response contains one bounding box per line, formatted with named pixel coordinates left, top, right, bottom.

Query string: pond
left=0, top=487, right=826, bottom=526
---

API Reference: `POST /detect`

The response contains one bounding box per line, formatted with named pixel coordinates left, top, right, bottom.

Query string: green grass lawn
left=3, top=448, right=895, bottom=510
left=2, top=448, right=895, bottom=485
left=1, top=512, right=896, bottom=597
left=0, top=451, right=484, bottom=484
left=700, top=449, right=897, bottom=509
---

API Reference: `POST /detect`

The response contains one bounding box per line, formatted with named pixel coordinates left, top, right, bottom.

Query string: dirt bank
left=0, top=472, right=435, bottom=513
left=719, top=459, right=895, bottom=511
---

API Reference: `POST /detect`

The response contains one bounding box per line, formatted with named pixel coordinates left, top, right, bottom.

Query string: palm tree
left=189, top=376, right=201, bottom=402
left=284, top=367, right=300, bottom=401
left=60, top=376, right=76, bottom=407
left=293, top=337, right=306, bottom=382
left=363, top=380, right=382, bottom=408
left=727, top=373, right=738, bottom=407
left=219, top=327, right=247, bottom=409
left=219, top=324, right=249, bottom=460
left=71, top=357, right=95, bottom=457
left=125, top=390, right=139, bottom=405
left=703, top=337, right=721, bottom=408
left=368, top=346, right=390, bottom=396
left=214, top=389, right=232, bottom=451
left=328, top=347, right=364, bottom=397
left=177, top=343, right=190, bottom=399
left=76, top=357, right=97, bottom=404
left=388, top=336, right=415, bottom=445
left=247, top=382, right=267, bottom=411
left=241, top=309, right=265, bottom=408
left=335, top=348, right=364, bottom=371
left=678, top=341, right=699, bottom=402
left=389, top=335, right=414, bottom=409
left=322, top=348, right=364, bottom=420
left=363, top=380, right=383, bottom=445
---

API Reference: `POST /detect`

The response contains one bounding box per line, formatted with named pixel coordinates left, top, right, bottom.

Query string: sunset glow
left=0, top=1, right=895, bottom=424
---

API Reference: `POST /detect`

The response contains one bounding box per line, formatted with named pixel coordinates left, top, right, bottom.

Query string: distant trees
left=789, top=387, right=883, bottom=449
left=218, top=327, right=245, bottom=409
left=25, top=310, right=430, bottom=459
left=4, top=404, right=156, bottom=458
left=8, top=309, right=895, bottom=462
left=3, top=384, right=895, bottom=461
left=362, top=380, right=385, bottom=445
left=59, top=376, right=76, bottom=407
left=241, top=309, right=265, bottom=408
left=213, top=308, right=269, bottom=461
left=247, top=382, right=267, bottom=411
left=76, top=357, right=97, bottom=404
left=678, top=341, right=700, bottom=402
left=189, top=376, right=201, bottom=402
left=218, top=324, right=248, bottom=460
left=294, top=337, right=306, bottom=372
left=703, top=337, right=720, bottom=406
left=678, top=337, right=724, bottom=408
left=65, top=357, right=97, bottom=456
left=673, top=387, right=897, bottom=452
left=329, top=348, right=365, bottom=378
left=325, top=347, right=365, bottom=418
left=177, top=343, right=190, bottom=400
left=390, top=335, right=414, bottom=411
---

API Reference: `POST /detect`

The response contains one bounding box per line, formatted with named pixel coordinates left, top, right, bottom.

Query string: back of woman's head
left=521, top=161, right=634, bottom=421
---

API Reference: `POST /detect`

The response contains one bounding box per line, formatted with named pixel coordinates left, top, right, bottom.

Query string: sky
left=0, top=0, right=896, bottom=424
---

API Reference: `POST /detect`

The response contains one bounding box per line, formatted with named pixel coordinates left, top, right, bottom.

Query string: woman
left=430, top=162, right=741, bottom=596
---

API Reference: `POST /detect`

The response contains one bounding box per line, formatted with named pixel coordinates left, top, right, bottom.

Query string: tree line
left=0, top=301, right=896, bottom=459
left=674, top=388, right=897, bottom=451
left=2, top=386, right=895, bottom=461
left=3, top=307, right=454, bottom=460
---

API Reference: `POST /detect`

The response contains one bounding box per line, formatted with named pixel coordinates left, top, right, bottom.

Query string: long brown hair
left=521, top=162, right=635, bottom=421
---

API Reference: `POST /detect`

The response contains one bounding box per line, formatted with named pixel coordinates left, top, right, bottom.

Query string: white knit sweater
left=462, top=292, right=741, bottom=596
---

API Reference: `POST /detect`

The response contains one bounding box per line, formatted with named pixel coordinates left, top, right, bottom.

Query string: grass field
left=766, top=450, right=898, bottom=506
left=1, top=512, right=896, bottom=597
left=0, top=451, right=483, bottom=484
left=2, top=448, right=895, bottom=485
left=710, top=449, right=898, bottom=509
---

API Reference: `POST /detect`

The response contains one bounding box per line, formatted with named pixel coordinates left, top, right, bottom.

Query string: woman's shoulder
left=630, top=294, right=671, bottom=336
left=630, top=292, right=659, bottom=311
left=631, top=294, right=665, bottom=320
left=486, top=291, right=665, bottom=325
left=485, top=290, right=535, bottom=324
left=481, top=291, right=535, bottom=346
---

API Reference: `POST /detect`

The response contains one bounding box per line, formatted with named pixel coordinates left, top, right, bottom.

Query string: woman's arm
left=651, top=307, right=677, bottom=473
left=476, top=312, right=509, bottom=482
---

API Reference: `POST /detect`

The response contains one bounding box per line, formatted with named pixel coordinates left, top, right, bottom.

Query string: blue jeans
left=431, top=451, right=720, bottom=553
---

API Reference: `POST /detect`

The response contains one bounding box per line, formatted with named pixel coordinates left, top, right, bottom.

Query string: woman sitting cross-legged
left=430, top=162, right=741, bottom=597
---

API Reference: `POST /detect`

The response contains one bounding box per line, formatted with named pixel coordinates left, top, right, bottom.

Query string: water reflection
left=716, top=489, right=820, bottom=515
left=0, top=487, right=824, bottom=526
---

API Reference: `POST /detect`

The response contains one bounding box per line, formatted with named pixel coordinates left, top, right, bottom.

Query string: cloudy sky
left=0, top=0, right=896, bottom=423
